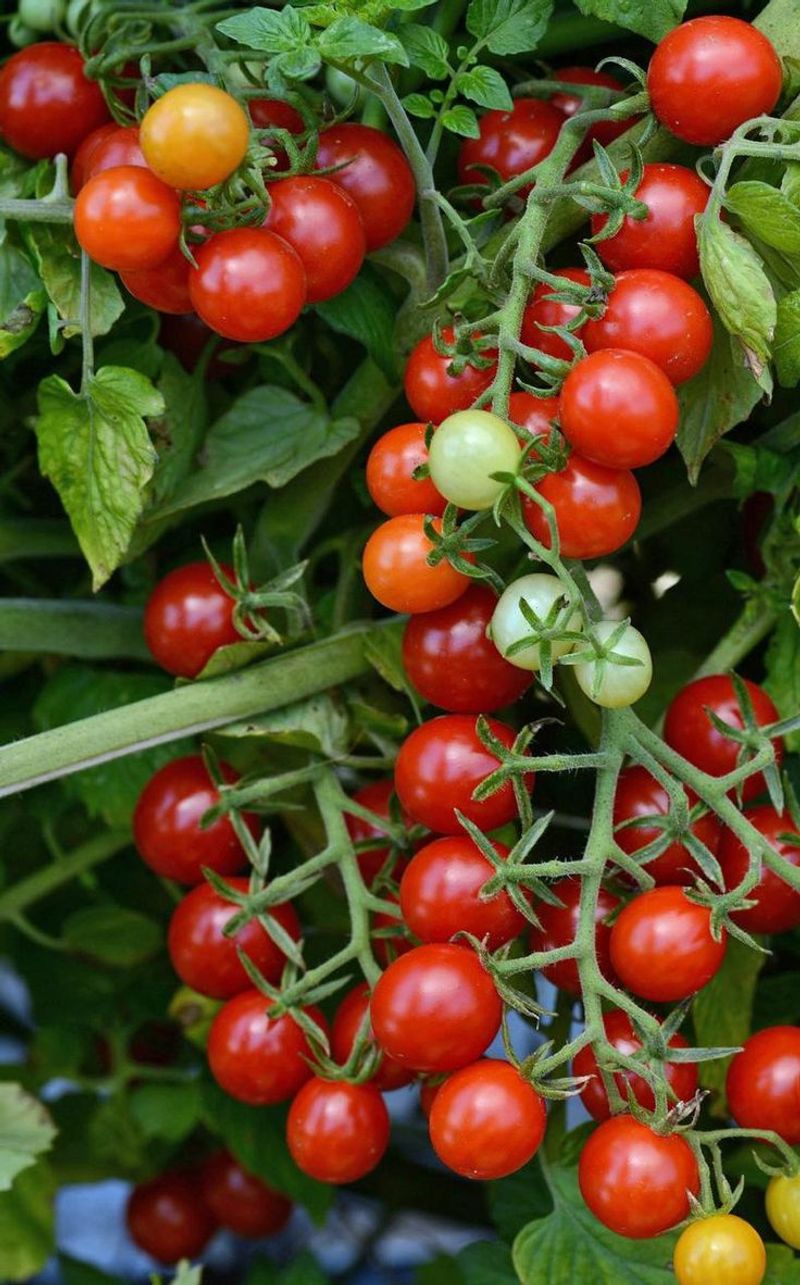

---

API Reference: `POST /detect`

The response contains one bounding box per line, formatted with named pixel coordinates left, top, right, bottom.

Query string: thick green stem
left=0, top=830, right=130, bottom=920
left=693, top=599, right=779, bottom=679
left=0, top=600, right=148, bottom=660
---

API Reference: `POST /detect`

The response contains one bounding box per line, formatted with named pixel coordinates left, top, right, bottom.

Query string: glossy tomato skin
left=520, top=267, right=590, bottom=363
left=530, top=878, right=620, bottom=994
left=394, top=714, right=530, bottom=834
left=71, top=121, right=118, bottom=192
left=370, top=943, right=502, bottom=1073
left=664, top=675, right=783, bottom=802
left=315, top=123, right=415, bottom=251
left=766, top=1173, right=800, bottom=1249
left=345, top=779, right=409, bottom=887
left=330, top=981, right=413, bottom=1091
left=287, top=1078, right=390, bottom=1184
left=400, top=835, right=525, bottom=949
left=189, top=228, right=307, bottom=343
left=404, top=327, right=498, bottom=424
left=583, top=269, right=713, bottom=385
left=79, top=124, right=146, bottom=185
left=559, top=349, right=679, bottom=469
left=573, top=1010, right=698, bottom=1121
left=673, top=1214, right=767, bottom=1285
left=523, top=453, right=641, bottom=559
left=126, top=1171, right=216, bottom=1263
left=551, top=67, right=637, bottom=161
left=249, top=98, right=304, bottom=133
left=726, top=1026, right=800, bottom=1144
left=718, top=806, right=800, bottom=934
left=207, top=989, right=325, bottom=1105
left=199, top=1150, right=292, bottom=1238
left=144, top=561, right=240, bottom=678
left=610, top=886, right=726, bottom=1002
left=362, top=515, right=470, bottom=614
left=648, top=16, right=782, bottom=146
left=121, top=243, right=193, bottom=315
left=429, top=1059, right=546, bottom=1179
left=578, top=1116, right=700, bottom=1239
left=167, top=878, right=301, bottom=1000
left=133, top=755, right=257, bottom=885
left=402, top=585, right=532, bottom=712
left=458, top=98, right=564, bottom=197
left=366, top=422, right=446, bottom=517
left=591, top=164, right=709, bottom=278
left=74, top=166, right=182, bottom=272
left=507, top=391, right=561, bottom=437
left=0, top=42, right=109, bottom=159
left=613, top=765, right=722, bottom=886
left=263, top=176, right=365, bottom=304
left=141, top=83, right=250, bottom=190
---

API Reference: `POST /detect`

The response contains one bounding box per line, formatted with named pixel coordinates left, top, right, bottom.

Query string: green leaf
left=24, top=224, right=124, bottom=342
left=278, top=1254, right=329, bottom=1285
left=765, top=1242, right=800, bottom=1285
left=399, top=23, right=451, bottom=78
left=0, top=1085, right=56, bottom=1192
left=318, top=17, right=409, bottom=66
left=33, top=368, right=161, bottom=590
left=220, top=692, right=350, bottom=756
left=764, top=613, right=800, bottom=752
left=488, top=1158, right=553, bottom=1241
left=677, top=307, right=763, bottom=483
left=0, top=1163, right=55, bottom=1282
left=62, top=905, right=162, bottom=967
left=129, top=1082, right=203, bottom=1143
left=466, top=0, right=553, bottom=54
left=216, top=7, right=313, bottom=52
left=193, top=638, right=276, bottom=680
left=0, top=240, right=45, bottom=357
left=316, top=267, right=399, bottom=381
left=148, top=354, right=208, bottom=510
left=457, top=1240, right=517, bottom=1283
left=442, top=104, right=481, bottom=138
left=753, top=971, right=800, bottom=1029
left=571, top=0, right=686, bottom=40
left=60, top=1255, right=125, bottom=1285
left=416, top=1255, right=465, bottom=1285
left=726, top=181, right=800, bottom=255
left=403, top=92, right=437, bottom=118
left=456, top=65, right=513, bottom=111
left=692, top=935, right=765, bottom=1114
left=773, top=289, right=800, bottom=387
left=698, top=215, right=777, bottom=385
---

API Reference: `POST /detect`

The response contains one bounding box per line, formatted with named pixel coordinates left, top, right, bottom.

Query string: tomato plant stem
left=0, top=600, right=149, bottom=659
left=0, top=829, right=130, bottom=920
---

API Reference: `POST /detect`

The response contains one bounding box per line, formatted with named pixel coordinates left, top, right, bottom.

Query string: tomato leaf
left=457, top=1240, right=518, bottom=1283
left=399, top=24, right=451, bottom=79
left=219, top=691, right=350, bottom=755
left=0, top=1086, right=56, bottom=1193
left=773, top=289, right=800, bottom=387
left=764, top=613, right=800, bottom=753
left=128, top=1082, right=203, bottom=1143
left=764, top=1243, right=800, bottom=1284
left=456, top=65, right=514, bottom=111
left=0, top=1163, right=55, bottom=1283
left=217, top=7, right=313, bottom=53
left=61, top=905, right=163, bottom=967
left=677, top=308, right=763, bottom=483
left=571, top=0, right=685, bottom=39
left=316, top=267, right=400, bottom=381
left=692, top=936, right=765, bottom=1115
left=318, top=17, right=409, bottom=66
left=488, top=1157, right=553, bottom=1241
left=23, top=223, right=124, bottom=344
left=467, top=0, right=553, bottom=56
left=726, top=181, right=800, bottom=256
left=442, top=104, right=481, bottom=138
left=698, top=214, right=776, bottom=388
left=0, top=239, right=45, bottom=357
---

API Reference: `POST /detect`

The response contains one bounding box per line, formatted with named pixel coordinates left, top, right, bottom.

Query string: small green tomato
left=490, top=573, right=581, bottom=672
left=19, top=0, right=65, bottom=31
left=428, top=409, right=522, bottom=510
left=573, top=620, right=652, bottom=708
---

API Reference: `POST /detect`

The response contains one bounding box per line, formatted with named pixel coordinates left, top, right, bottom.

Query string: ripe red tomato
left=0, top=42, right=109, bottom=160
left=578, top=1116, right=700, bottom=1239
left=400, top=834, right=526, bottom=949
left=591, top=164, right=709, bottom=278
left=345, top=779, right=410, bottom=887
left=330, top=981, right=413, bottom=1091
left=189, top=228, right=307, bottom=343
left=315, top=122, right=415, bottom=251
left=78, top=124, right=146, bottom=187
left=402, top=585, right=531, bottom=713
left=121, top=244, right=193, bottom=315
left=719, top=806, right=800, bottom=933
left=366, top=422, right=446, bottom=518
left=573, top=1010, right=699, bottom=1121
left=199, top=1150, right=292, bottom=1238
left=287, top=1078, right=390, bottom=1184
left=71, top=121, right=118, bottom=193
left=133, top=755, right=257, bottom=885
left=370, top=943, right=502, bottom=1072
left=559, top=349, right=679, bottom=469
left=141, top=84, right=250, bottom=191
left=362, top=514, right=470, bottom=614
left=167, top=878, right=301, bottom=1000
left=610, top=886, right=726, bottom=1002
left=520, top=267, right=590, bottom=363
left=144, top=561, right=240, bottom=678
left=530, top=878, right=620, bottom=994
left=428, top=1059, right=546, bottom=1179
left=457, top=98, right=564, bottom=197
left=207, top=989, right=325, bottom=1105
left=263, top=176, right=366, bottom=304
left=126, top=1171, right=216, bottom=1263
left=507, top=391, right=561, bottom=437
left=613, top=765, right=722, bottom=886
left=663, top=674, right=783, bottom=802
left=648, top=16, right=782, bottom=146
left=551, top=66, right=638, bottom=163
left=74, top=166, right=182, bottom=272
left=249, top=98, right=304, bottom=133
left=522, top=452, right=641, bottom=559
left=583, top=269, right=713, bottom=385
left=726, top=1026, right=800, bottom=1144
left=394, top=713, right=531, bottom=834
left=404, top=327, right=498, bottom=425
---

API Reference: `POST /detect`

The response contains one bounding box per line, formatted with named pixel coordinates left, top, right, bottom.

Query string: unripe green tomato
left=325, top=66, right=365, bottom=110
left=19, top=0, right=65, bottom=31
left=428, top=410, right=522, bottom=510
left=65, top=0, right=97, bottom=36
left=574, top=620, right=652, bottom=708
left=8, top=17, right=38, bottom=46
left=766, top=1174, right=800, bottom=1249
left=490, top=573, right=580, bottom=671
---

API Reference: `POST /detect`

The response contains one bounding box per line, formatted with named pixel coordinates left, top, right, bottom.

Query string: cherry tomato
left=159, top=312, right=240, bottom=378
left=718, top=806, right=800, bottom=934
left=362, top=514, right=470, bottom=615
left=315, top=122, right=415, bottom=251
left=663, top=675, right=783, bottom=803
left=71, top=121, right=118, bottom=193
left=402, top=584, right=532, bottom=713
left=726, top=1026, right=800, bottom=1144
left=0, top=42, right=109, bottom=159
left=330, top=981, right=413, bottom=1091
left=404, top=327, right=498, bottom=425
left=428, top=409, right=522, bottom=510
left=576, top=621, right=653, bottom=709
left=551, top=66, right=638, bottom=163
left=583, top=269, right=713, bottom=385
left=400, top=834, right=525, bottom=950
left=263, top=176, right=366, bottom=304
left=199, top=1150, right=292, bottom=1238
left=366, top=422, right=446, bottom=518
left=578, top=1116, right=700, bottom=1239
left=674, top=1214, right=767, bottom=1285
left=371, top=943, right=502, bottom=1073
left=491, top=573, right=581, bottom=672
left=207, top=989, right=325, bottom=1105
left=126, top=1171, right=216, bottom=1263
left=345, top=779, right=410, bottom=887
left=249, top=98, right=304, bottom=133
left=141, top=83, right=250, bottom=190
left=523, top=453, right=641, bottom=559
left=167, top=878, right=300, bottom=1000
left=507, top=390, right=561, bottom=437
left=133, top=755, right=257, bottom=885
left=559, top=349, right=679, bottom=469
left=429, top=1059, right=546, bottom=1180
left=530, top=878, right=620, bottom=995
left=766, top=1172, right=800, bottom=1250
left=394, top=713, right=531, bottom=834
left=188, top=228, right=307, bottom=343
left=613, top=765, right=722, bottom=886
left=520, top=267, right=590, bottom=363
left=144, top=561, right=239, bottom=678
left=121, top=243, right=193, bottom=315
left=457, top=98, right=564, bottom=198
left=74, top=166, right=181, bottom=272
left=78, top=124, right=146, bottom=186
left=573, top=1010, right=698, bottom=1121
left=287, top=1078, right=390, bottom=1184
left=610, top=886, right=726, bottom=1002
left=591, top=164, right=710, bottom=279
left=648, top=16, right=782, bottom=147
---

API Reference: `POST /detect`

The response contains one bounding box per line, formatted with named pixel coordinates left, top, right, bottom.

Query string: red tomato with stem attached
left=345, top=779, right=410, bottom=887
left=522, top=452, right=641, bottom=559
left=74, top=166, right=181, bottom=272
left=559, top=349, right=679, bottom=469
left=458, top=98, right=565, bottom=198
left=718, top=806, right=800, bottom=934
left=189, top=228, right=307, bottom=343
left=551, top=66, right=638, bottom=163
left=263, top=176, right=366, bottom=304
left=362, top=514, right=470, bottom=615
left=0, top=42, right=109, bottom=160
left=405, top=327, right=498, bottom=425
left=726, top=1026, right=800, bottom=1144
left=287, top=1078, right=390, bottom=1184
left=613, top=765, right=722, bottom=886
left=126, top=1171, right=216, bottom=1263
left=330, top=981, right=413, bottom=1091
left=583, top=269, right=713, bottom=385
left=610, top=885, right=726, bottom=1002
left=521, top=267, right=590, bottom=363
left=315, top=122, right=415, bottom=251
left=366, top=422, right=446, bottom=518
left=400, top=834, right=526, bottom=949
left=578, top=1116, right=700, bottom=1239
left=429, top=1059, right=546, bottom=1179
left=121, top=243, right=193, bottom=315
left=573, top=1010, right=699, bottom=1121
left=591, top=164, right=710, bottom=279
left=144, top=561, right=240, bottom=678
left=199, top=1151, right=292, bottom=1238
left=207, top=989, right=326, bottom=1105
left=530, top=878, right=620, bottom=995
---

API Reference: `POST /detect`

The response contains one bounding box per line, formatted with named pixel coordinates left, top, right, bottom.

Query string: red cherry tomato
left=559, top=349, right=679, bottom=469
left=133, top=755, right=257, bottom=885
left=287, top=1078, right=390, bottom=1184
left=249, top=98, right=305, bottom=133
left=520, top=267, right=590, bottom=363
left=362, top=514, right=470, bottom=615
left=578, top=1116, right=700, bottom=1239
left=429, top=1059, right=546, bottom=1179
left=189, top=228, right=307, bottom=343
left=613, top=765, right=722, bottom=886
left=315, top=122, right=415, bottom=251
left=522, top=452, right=641, bottom=559
left=366, top=422, right=446, bottom=518
left=79, top=124, right=146, bottom=186
left=207, top=989, right=325, bottom=1105
left=74, top=166, right=182, bottom=272
left=0, top=42, right=109, bottom=160
left=71, top=121, right=118, bottom=193
left=330, top=981, right=413, bottom=1091
left=458, top=98, right=564, bottom=198
left=126, top=1171, right=216, bottom=1263
left=121, top=243, right=193, bottom=315
left=719, top=806, right=800, bottom=934
left=610, top=886, right=726, bottom=1002
left=663, top=674, right=783, bottom=802
left=199, top=1151, right=292, bottom=1238
left=573, top=1010, right=699, bottom=1121
left=404, top=327, right=498, bottom=425
left=394, top=713, right=531, bottom=834
left=345, top=779, right=410, bottom=887
left=263, top=176, right=366, bottom=304
left=648, top=16, right=782, bottom=146
left=144, top=561, right=240, bottom=678
left=507, top=391, right=561, bottom=437
left=400, top=834, right=525, bottom=949
left=583, top=269, right=713, bottom=385
left=726, top=1026, right=800, bottom=1144
left=591, top=164, right=710, bottom=278
left=371, top=943, right=502, bottom=1073
left=530, top=878, right=620, bottom=994
left=551, top=66, right=638, bottom=163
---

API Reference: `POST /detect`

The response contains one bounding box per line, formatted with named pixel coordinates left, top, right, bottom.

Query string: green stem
left=79, top=251, right=94, bottom=392
left=0, top=520, right=78, bottom=562
left=693, top=599, right=779, bottom=679
left=0, top=600, right=148, bottom=660
left=0, top=830, right=130, bottom=920
left=0, top=198, right=74, bottom=224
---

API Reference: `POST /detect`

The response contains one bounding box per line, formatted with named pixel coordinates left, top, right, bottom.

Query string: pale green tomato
left=490, top=573, right=581, bottom=671
left=428, top=410, right=522, bottom=510
left=766, top=1174, right=800, bottom=1249
left=9, top=17, right=38, bottom=46
left=573, top=620, right=652, bottom=708
left=19, top=0, right=65, bottom=31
